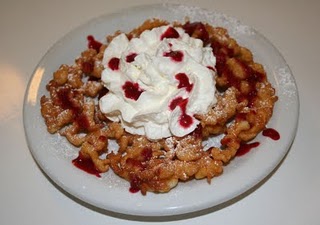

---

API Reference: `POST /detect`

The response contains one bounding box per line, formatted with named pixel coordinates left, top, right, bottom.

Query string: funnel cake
left=40, top=19, right=277, bottom=195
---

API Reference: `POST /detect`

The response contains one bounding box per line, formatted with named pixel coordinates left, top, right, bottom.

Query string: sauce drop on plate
left=72, top=152, right=101, bottom=177
left=262, top=128, right=280, bottom=140
left=236, top=142, right=260, bottom=156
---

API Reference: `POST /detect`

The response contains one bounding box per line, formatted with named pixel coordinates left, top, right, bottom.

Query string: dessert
left=99, top=25, right=217, bottom=139
left=40, top=19, right=278, bottom=195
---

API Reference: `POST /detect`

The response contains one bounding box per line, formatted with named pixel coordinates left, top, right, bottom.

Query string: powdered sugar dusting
left=100, top=169, right=128, bottom=188
left=44, top=132, right=78, bottom=160
left=164, top=4, right=255, bottom=36
left=275, top=66, right=298, bottom=103
left=165, top=137, right=175, bottom=151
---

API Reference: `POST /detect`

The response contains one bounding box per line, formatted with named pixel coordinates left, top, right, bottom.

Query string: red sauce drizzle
left=122, top=81, right=144, bottom=101
left=75, top=114, right=90, bottom=131
left=160, top=27, right=180, bottom=40
left=210, top=36, right=266, bottom=108
left=126, top=158, right=144, bottom=170
left=129, top=175, right=142, bottom=193
left=235, top=112, right=247, bottom=122
left=175, top=73, right=193, bottom=92
left=72, top=152, right=101, bottom=177
left=56, top=87, right=81, bottom=114
left=82, top=61, right=94, bottom=74
left=87, top=35, right=102, bottom=52
left=262, top=128, right=280, bottom=140
left=180, top=113, right=193, bottom=128
left=98, top=135, right=107, bottom=142
left=126, top=53, right=137, bottom=63
left=127, top=147, right=153, bottom=193
left=141, top=147, right=153, bottom=161
left=236, top=142, right=260, bottom=156
left=207, top=66, right=216, bottom=72
left=182, top=22, right=209, bottom=45
left=56, top=87, right=73, bottom=109
left=56, top=87, right=92, bottom=131
left=163, top=50, right=184, bottom=62
left=169, top=97, right=193, bottom=128
left=108, top=57, right=120, bottom=71
left=211, top=43, right=228, bottom=75
left=169, top=96, right=184, bottom=110
left=222, top=58, right=265, bottom=107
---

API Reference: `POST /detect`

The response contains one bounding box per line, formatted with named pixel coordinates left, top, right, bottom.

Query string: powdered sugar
left=164, top=4, right=255, bottom=36
left=165, top=136, right=175, bottom=151
left=276, top=66, right=297, bottom=98
left=47, top=132, right=78, bottom=160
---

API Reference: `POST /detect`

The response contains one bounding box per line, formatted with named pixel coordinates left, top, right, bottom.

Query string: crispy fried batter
left=40, top=18, right=277, bottom=195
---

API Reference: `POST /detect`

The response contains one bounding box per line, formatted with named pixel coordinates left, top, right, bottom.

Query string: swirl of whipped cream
left=99, top=25, right=217, bottom=140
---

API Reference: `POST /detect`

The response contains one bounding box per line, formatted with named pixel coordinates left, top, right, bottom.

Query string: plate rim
left=23, top=3, right=299, bottom=216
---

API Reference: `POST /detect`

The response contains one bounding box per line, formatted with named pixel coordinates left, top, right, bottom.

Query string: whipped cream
left=99, top=25, right=217, bottom=140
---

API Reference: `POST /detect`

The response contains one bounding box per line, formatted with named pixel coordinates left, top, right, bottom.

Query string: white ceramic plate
left=23, top=4, right=299, bottom=216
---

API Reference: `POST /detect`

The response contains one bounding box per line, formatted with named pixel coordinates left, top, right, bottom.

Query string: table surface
left=1, top=0, right=319, bottom=224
